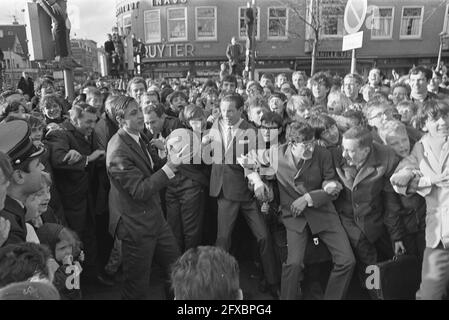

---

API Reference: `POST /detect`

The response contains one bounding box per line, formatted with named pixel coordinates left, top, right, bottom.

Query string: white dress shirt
left=124, top=128, right=175, bottom=179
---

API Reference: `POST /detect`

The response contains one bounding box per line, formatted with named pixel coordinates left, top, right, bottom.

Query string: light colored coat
left=393, top=134, right=449, bottom=249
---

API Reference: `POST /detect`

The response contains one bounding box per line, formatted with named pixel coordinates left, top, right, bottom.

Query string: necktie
left=139, top=136, right=154, bottom=169
left=226, top=126, right=233, bottom=148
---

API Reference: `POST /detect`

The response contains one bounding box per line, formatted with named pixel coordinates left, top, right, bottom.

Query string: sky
left=0, top=0, right=116, bottom=47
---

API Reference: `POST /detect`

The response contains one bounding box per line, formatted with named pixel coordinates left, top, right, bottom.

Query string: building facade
left=115, top=0, right=449, bottom=80
left=0, top=24, right=38, bottom=87
left=71, top=39, right=101, bottom=81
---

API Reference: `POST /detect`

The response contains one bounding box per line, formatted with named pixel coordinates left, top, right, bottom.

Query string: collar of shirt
left=123, top=128, right=141, bottom=145
left=220, top=118, right=243, bottom=133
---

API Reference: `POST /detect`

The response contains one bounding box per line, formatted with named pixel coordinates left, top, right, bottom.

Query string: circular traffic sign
left=344, top=0, right=368, bottom=34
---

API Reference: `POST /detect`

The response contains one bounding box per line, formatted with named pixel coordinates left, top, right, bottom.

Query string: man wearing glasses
left=246, top=122, right=355, bottom=300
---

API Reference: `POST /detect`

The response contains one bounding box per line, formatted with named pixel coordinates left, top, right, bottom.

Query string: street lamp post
left=245, top=0, right=256, bottom=81
left=438, top=32, right=448, bottom=70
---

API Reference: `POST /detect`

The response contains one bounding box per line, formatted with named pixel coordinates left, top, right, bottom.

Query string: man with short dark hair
left=142, top=103, right=182, bottom=158
left=0, top=120, right=45, bottom=246
left=409, top=66, right=438, bottom=106
left=226, top=37, right=243, bottom=76
left=45, top=103, right=108, bottom=285
left=171, top=246, right=242, bottom=300
left=334, top=126, right=406, bottom=295
left=246, top=121, right=355, bottom=300
left=205, top=93, right=280, bottom=297
left=106, top=96, right=186, bottom=299
left=221, top=75, right=238, bottom=94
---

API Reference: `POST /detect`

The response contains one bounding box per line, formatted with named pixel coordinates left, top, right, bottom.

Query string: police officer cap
left=0, top=120, right=45, bottom=166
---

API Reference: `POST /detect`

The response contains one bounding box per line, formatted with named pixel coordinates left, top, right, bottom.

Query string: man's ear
left=10, top=169, right=25, bottom=186
left=116, top=116, right=123, bottom=126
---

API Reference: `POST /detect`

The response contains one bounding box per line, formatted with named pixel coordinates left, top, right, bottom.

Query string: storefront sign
left=152, top=0, right=187, bottom=6
left=146, top=43, right=194, bottom=59
left=116, top=2, right=140, bottom=16
left=318, top=51, right=352, bottom=58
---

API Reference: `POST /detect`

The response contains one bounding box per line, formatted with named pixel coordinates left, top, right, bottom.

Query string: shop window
left=371, top=7, right=394, bottom=39
left=400, top=6, right=423, bottom=39
left=238, top=7, right=260, bottom=40
left=196, top=7, right=217, bottom=41
left=144, top=10, right=161, bottom=43
left=268, top=7, right=288, bottom=40
left=168, top=7, right=187, bottom=42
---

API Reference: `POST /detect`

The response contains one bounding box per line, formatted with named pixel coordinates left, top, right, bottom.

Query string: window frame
left=399, top=6, right=424, bottom=39
left=122, top=13, right=132, bottom=36
left=370, top=6, right=395, bottom=40
left=144, top=9, right=161, bottom=44
left=319, top=1, right=345, bottom=39
left=167, top=7, right=188, bottom=42
left=195, top=6, right=218, bottom=41
left=238, top=6, right=261, bottom=41
left=267, top=7, right=289, bottom=40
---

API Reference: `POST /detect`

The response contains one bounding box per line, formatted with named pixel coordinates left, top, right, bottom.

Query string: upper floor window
left=371, top=7, right=394, bottom=39
left=195, top=7, right=217, bottom=41
left=167, top=7, right=187, bottom=42
left=400, top=6, right=423, bottom=39
left=144, top=10, right=161, bottom=43
left=238, top=7, right=260, bottom=40
left=320, top=0, right=345, bottom=38
left=268, top=7, right=288, bottom=40
left=123, top=14, right=132, bottom=36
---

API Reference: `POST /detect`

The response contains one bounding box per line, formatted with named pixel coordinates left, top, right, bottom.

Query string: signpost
left=343, top=0, right=367, bottom=73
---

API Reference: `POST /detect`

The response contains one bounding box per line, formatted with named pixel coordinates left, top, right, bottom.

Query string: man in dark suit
left=142, top=103, right=183, bottom=158
left=246, top=122, right=356, bottom=300
left=106, top=96, right=186, bottom=300
left=45, top=103, right=109, bottom=284
left=204, top=94, right=280, bottom=296
left=0, top=120, right=45, bottom=246
left=17, top=72, right=35, bottom=100
left=105, top=34, right=115, bottom=75
left=334, top=126, right=406, bottom=289
left=226, top=37, right=243, bottom=76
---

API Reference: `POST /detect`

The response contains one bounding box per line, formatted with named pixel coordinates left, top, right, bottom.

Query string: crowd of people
left=0, top=61, right=449, bottom=300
